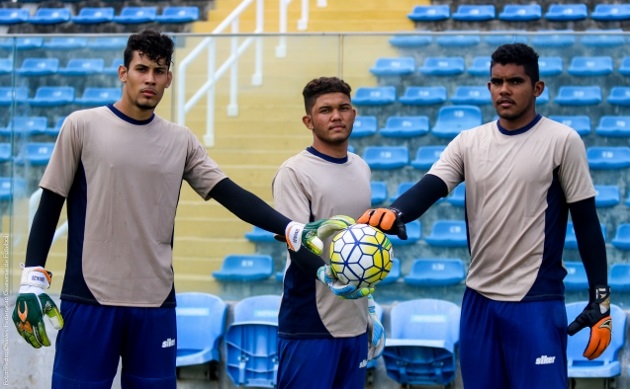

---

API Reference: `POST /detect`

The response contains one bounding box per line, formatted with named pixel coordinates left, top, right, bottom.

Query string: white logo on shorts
left=535, top=355, right=555, bottom=365
left=162, top=338, right=176, bottom=348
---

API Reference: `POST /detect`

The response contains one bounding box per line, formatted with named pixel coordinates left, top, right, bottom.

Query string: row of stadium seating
left=0, top=35, right=126, bottom=51
left=0, top=85, right=120, bottom=106
left=4, top=57, right=122, bottom=76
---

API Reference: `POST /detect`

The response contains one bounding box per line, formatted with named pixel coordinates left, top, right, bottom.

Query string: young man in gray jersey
left=12, top=29, right=342, bottom=388
left=273, top=77, right=384, bottom=388
left=358, top=43, right=611, bottom=388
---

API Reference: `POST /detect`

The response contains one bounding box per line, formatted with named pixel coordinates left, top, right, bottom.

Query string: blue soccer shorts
left=459, top=288, right=568, bottom=389
left=52, top=300, right=177, bottom=389
left=277, top=334, right=368, bottom=389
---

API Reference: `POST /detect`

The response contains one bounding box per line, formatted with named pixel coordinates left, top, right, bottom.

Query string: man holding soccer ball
left=359, top=43, right=611, bottom=388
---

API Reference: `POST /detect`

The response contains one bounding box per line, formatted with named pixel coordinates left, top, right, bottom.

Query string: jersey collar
left=107, top=104, right=155, bottom=125
left=497, top=113, right=542, bottom=136
left=306, top=146, right=348, bottom=164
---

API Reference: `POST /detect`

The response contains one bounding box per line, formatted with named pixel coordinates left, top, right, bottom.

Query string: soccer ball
left=329, top=224, right=394, bottom=289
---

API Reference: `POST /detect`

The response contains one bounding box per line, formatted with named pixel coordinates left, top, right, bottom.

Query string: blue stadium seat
left=2, top=116, right=48, bottom=137
left=399, top=86, right=447, bottom=106
left=72, top=7, right=114, bottom=24
left=87, top=37, right=127, bottom=51
left=379, top=257, right=400, bottom=285
left=538, top=56, right=563, bottom=76
left=388, top=34, right=432, bottom=48
left=544, top=4, right=587, bottom=21
left=244, top=226, right=276, bottom=243
left=565, top=222, right=607, bottom=249
left=432, top=105, right=482, bottom=139
left=0, top=177, right=25, bottom=201
left=156, top=6, right=200, bottom=23
left=595, top=116, right=630, bottom=138
left=0, top=58, right=12, bottom=74
left=113, top=6, right=157, bottom=24
left=212, top=254, right=273, bottom=281
left=371, top=181, right=388, bottom=205
left=607, top=87, right=630, bottom=107
left=467, top=56, right=490, bottom=77
left=563, top=261, right=588, bottom=291
left=407, top=5, right=450, bottom=22
left=383, top=299, right=460, bottom=387
left=369, top=57, right=415, bottom=77
left=548, top=115, right=591, bottom=136
left=419, top=57, right=465, bottom=76
left=352, top=86, right=396, bottom=106
left=0, top=143, right=11, bottom=163
left=29, top=7, right=71, bottom=24
left=388, top=220, right=422, bottom=246
left=593, top=185, right=620, bottom=208
left=587, top=147, right=630, bottom=169
left=362, top=146, right=408, bottom=170
left=554, top=86, right=602, bottom=106
left=390, top=181, right=416, bottom=203
left=446, top=182, right=466, bottom=207
left=425, top=220, right=467, bottom=247
left=350, top=116, right=377, bottom=138
left=14, top=142, right=55, bottom=166
left=380, top=116, right=429, bottom=138
left=0, top=87, right=28, bottom=106
left=411, top=145, right=445, bottom=170
left=16, top=57, right=59, bottom=76
left=0, top=37, right=43, bottom=51
left=530, top=30, right=575, bottom=48
left=450, top=86, right=492, bottom=105
left=175, top=292, right=227, bottom=368
left=46, top=116, right=65, bottom=137
left=618, top=57, right=630, bottom=76
left=43, top=37, right=88, bottom=50
left=537, top=88, right=550, bottom=105
left=567, top=56, right=613, bottom=77
left=225, top=295, right=281, bottom=388
left=483, top=31, right=528, bottom=46
left=591, top=4, right=630, bottom=21
left=103, top=58, right=124, bottom=75
left=435, top=31, right=481, bottom=48
left=59, top=58, right=105, bottom=76
left=404, top=258, right=466, bottom=286
left=612, top=224, right=630, bottom=250
left=609, top=263, right=630, bottom=292
left=452, top=5, right=495, bottom=21
left=498, top=4, right=542, bottom=21
left=580, top=29, right=625, bottom=48
left=28, top=86, right=75, bottom=107
left=0, top=8, right=30, bottom=25
left=75, top=87, right=121, bottom=106
left=566, top=302, right=626, bottom=382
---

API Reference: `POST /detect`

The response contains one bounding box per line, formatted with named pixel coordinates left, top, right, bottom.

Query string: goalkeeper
left=359, top=43, right=610, bottom=389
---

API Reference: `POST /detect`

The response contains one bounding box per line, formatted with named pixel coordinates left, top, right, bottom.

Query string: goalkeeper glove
left=316, top=265, right=373, bottom=299
left=567, top=285, right=612, bottom=360
left=13, top=266, right=64, bottom=348
left=284, top=215, right=356, bottom=256
left=357, top=207, right=407, bottom=240
left=367, top=294, right=385, bottom=361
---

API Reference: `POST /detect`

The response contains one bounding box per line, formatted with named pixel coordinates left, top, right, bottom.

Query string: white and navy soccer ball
left=329, top=224, right=394, bottom=289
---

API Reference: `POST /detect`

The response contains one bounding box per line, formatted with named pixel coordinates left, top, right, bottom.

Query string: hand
left=357, top=208, right=407, bottom=240
left=284, top=215, right=356, bottom=256
left=567, top=285, right=612, bottom=360
left=367, top=294, right=385, bottom=361
left=13, top=267, right=64, bottom=348
left=316, top=265, right=373, bottom=299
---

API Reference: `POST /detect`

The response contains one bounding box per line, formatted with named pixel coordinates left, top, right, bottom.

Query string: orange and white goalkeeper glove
left=357, top=208, right=407, bottom=240
left=567, top=285, right=612, bottom=360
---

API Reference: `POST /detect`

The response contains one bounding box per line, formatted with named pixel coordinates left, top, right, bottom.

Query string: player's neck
left=113, top=101, right=155, bottom=122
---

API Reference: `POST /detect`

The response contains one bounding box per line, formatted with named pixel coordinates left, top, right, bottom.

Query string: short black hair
left=302, top=77, right=352, bottom=113
left=491, top=43, right=540, bottom=85
left=124, top=29, right=174, bottom=69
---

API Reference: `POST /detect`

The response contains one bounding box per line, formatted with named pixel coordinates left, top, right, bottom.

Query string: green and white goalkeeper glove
left=316, top=265, right=374, bottom=299
left=284, top=215, right=356, bottom=256
left=13, top=266, right=64, bottom=348
left=367, top=294, right=385, bottom=361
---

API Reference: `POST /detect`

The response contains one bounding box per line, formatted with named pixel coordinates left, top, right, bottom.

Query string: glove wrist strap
left=20, top=266, right=52, bottom=290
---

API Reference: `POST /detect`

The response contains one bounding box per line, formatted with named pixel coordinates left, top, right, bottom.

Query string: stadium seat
left=380, top=116, right=429, bottom=138
left=530, top=30, right=575, bottom=48
left=87, top=37, right=127, bottom=51
left=14, top=142, right=55, bottom=166
left=383, top=299, right=460, bottom=387
left=113, top=6, right=157, bottom=24
left=566, top=302, right=626, bottom=383
left=446, top=182, right=466, bottom=207
left=28, top=7, right=71, bottom=24
left=407, top=5, right=450, bottom=22
left=43, top=37, right=88, bottom=50
left=388, top=34, right=432, bottom=48
left=452, top=5, right=495, bottom=21
left=16, top=57, right=59, bottom=76
left=103, top=58, right=124, bottom=75
left=212, top=254, right=273, bottom=281
left=591, top=4, right=630, bottom=21
left=225, top=295, right=281, bottom=388
left=563, top=261, right=588, bottom=291
left=404, top=258, right=466, bottom=286
left=548, top=115, right=591, bottom=136
left=609, top=263, right=630, bottom=292
left=411, top=145, right=445, bottom=170
left=567, top=56, right=613, bottom=77
left=612, top=224, right=630, bottom=250
left=1, top=116, right=47, bottom=137
left=0, top=37, right=43, bottom=51
left=418, top=57, right=465, bottom=76
left=0, top=58, right=11, bottom=74
left=156, top=6, right=200, bottom=23
left=0, top=143, right=11, bottom=163
left=425, top=220, right=467, bottom=247
left=244, top=226, right=276, bottom=243
left=362, top=146, right=409, bottom=169
left=370, top=181, right=388, bottom=205
left=0, top=87, right=28, bottom=106
left=352, top=86, right=396, bottom=106
left=565, top=222, right=607, bottom=249
left=554, top=86, right=602, bottom=106
left=59, top=58, right=105, bottom=76
left=483, top=31, right=528, bottom=46
left=28, top=86, right=75, bottom=107
left=388, top=220, right=421, bottom=246
left=544, top=4, right=587, bottom=21
left=175, top=292, right=227, bottom=368
left=46, top=116, right=65, bottom=137
left=72, top=7, right=114, bottom=24
left=607, top=87, right=630, bottom=107
left=618, top=57, right=630, bottom=77
left=580, top=29, right=625, bottom=48
left=593, top=185, right=621, bottom=208
left=538, top=56, right=563, bottom=76
left=467, top=56, right=490, bottom=77
left=432, top=105, right=482, bottom=139
left=350, top=116, right=377, bottom=138
left=379, top=257, right=400, bottom=285
left=587, top=147, right=630, bottom=169
left=435, top=31, right=481, bottom=47
left=595, top=116, right=630, bottom=138
left=0, top=177, right=25, bottom=201
left=450, top=86, right=492, bottom=105
left=498, top=4, right=542, bottom=21
left=369, top=57, right=415, bottom=77
left=75, top=87, right=121, bottom=106
left=399, top=86, right=447, bottom=106
left=537, top=88, right=550, bottom=105
left=0, top=8, right=30, bottom=25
